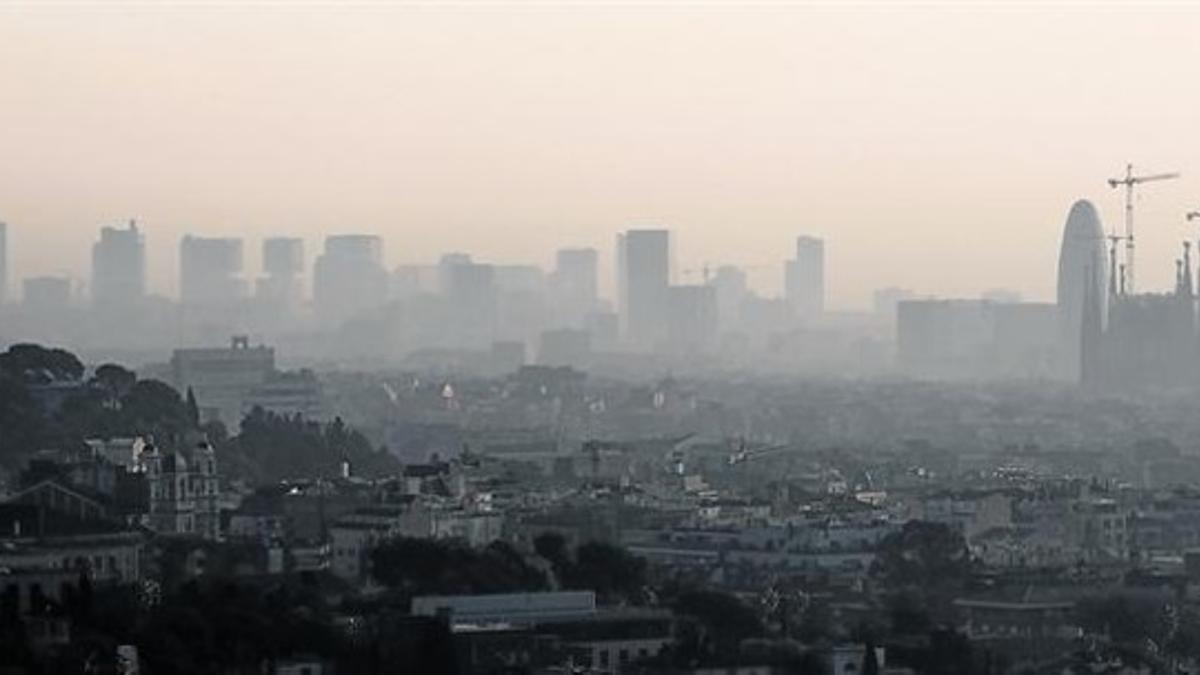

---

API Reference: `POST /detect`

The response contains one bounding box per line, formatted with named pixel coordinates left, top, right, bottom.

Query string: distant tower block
left=1056, top=200, right=1107, bottom=381
left=784, top=235, right=825, bottom=318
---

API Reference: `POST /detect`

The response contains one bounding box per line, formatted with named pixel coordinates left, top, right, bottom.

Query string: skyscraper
left=1056, top=199, right=1107, bottom=381
left=257, top=237, right=305, bottom=308
left=439, top=253, right=498, bottom=348
left=551, top=247, right=598, bottom=327
left=92, top=220, right=146, bottom=307
left=711, top=265, right=748, bottom=330
left=618, top=229, right=671, bottom=346
left=312, top=235, right=388, bottom=326
left=180, top=236, right=246, bottom=306
left=784, top=236, right=825, bottom=318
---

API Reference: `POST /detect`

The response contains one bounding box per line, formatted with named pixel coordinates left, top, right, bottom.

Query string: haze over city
left=14, top=3, right=1200, bottom=674
left=4, top=3, right=1200, bottom=306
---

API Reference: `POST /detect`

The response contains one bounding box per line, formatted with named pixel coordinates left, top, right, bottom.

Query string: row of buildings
left=895, top=198, right=1200, bottom=387
left=0, top=220, right=831, bottom=363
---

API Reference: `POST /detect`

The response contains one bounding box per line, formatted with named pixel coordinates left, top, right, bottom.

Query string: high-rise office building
left=1056, top=199, right=1108, bottom=382
left=257, top=237, right=305, bottom=308
left=180, top=236, right=246, bottom=306
left=0, top=221, right=7, bottom=305
left=92, top=220, right=146, bottom=307
left=439, top=253, right=498, bottom=348
left=784, top=235, right=825, bottom=318
left=312, top=235, right=388, bottom=325
left=618, top=229, right=671, bottom=345
left=551, top=248, right=598, bottom=327
left=710, top=265, right=748, bottom=330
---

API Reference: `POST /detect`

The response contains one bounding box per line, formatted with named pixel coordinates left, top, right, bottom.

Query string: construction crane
left=1107, top=164, right=1181, bottom=294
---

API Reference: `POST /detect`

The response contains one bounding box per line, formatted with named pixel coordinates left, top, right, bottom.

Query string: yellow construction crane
left=1107, top=164, right=1180, bottom=294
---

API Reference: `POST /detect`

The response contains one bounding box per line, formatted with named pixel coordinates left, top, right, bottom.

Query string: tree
left=225, top=407, right=398, bottom=483
left=120, top=379, right=194, bottom=442
left=0, top=343, right=84, bottom=383
left=563, top=542, right=648, bottom=605
left=871, top=521, right=970, bottom=591
left=370, top=537, right=548, bottom=596
left=534, top=532, right=571, bottom=587
left=185, top=387, right=200, bottom=427
left=673, top=590, right=765, bottom=660
left=92, top=363, right=137, bottom=405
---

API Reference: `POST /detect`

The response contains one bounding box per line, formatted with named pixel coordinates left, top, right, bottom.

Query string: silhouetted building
left=393, top=264, right=439, bottom=299
left=785, top=235, right=824, bottom=319
left=440, top=254, right=498, bottom=348
left=898, top=298, right=1058, bottom=379
left=170, top=336, right=276, bottom=425
left=618, top=229, right=671, bottom=346
left=313, top=235, right=388, bottom=326
left=1089, top=292, right=1196, bottom=388
left=711, top=265, right=748, bottom=331
left=180, top=235, right=246, bottom=306
left=92, top=220, right=145, bottom=308
left=257, top=237, right=304, bottom=309
left=1056, top=200, right=1107, bottom=381
left=551, top=248, right=599, bottom=327
left=22, top=276, right=71, bottom=310
left=896, top=299, right=994, bottom=377
left=873, top=287, right=916, bottom=324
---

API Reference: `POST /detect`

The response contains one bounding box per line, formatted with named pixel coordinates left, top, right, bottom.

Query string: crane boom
left=1108, top=172, right=1180, bottom=187
left=1107, top=164, right=1181, bottom=295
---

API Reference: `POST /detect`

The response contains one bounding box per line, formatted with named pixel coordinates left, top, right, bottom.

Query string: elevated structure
left=92, top=220, right=145, bottom=308
left=1056, top=200, right=1107, bottom=381
left=617, top=229, right=671, bottom=347
left=784, top=235, right=825, bottom=319
left=1107, top=164, right=1180, bottom=294
left=180, top=235, right=246, bottom=306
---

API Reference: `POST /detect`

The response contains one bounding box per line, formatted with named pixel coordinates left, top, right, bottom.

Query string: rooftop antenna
left=1107, top=164, right=1180, bottom=294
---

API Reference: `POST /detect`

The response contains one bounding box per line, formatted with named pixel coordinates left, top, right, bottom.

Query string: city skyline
left=4, top=5, right=1200, bottom=307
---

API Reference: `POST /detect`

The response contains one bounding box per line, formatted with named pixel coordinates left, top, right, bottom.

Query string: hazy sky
left=3, top=1, right=1200, bottom=308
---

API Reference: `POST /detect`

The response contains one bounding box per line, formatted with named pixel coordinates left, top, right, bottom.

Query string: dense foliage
left=0, top=344, right=195, bottom=466
left=225, top=407, right=400, bottom=483
left=871, top=520, right=971, bottom=592
left=370, top=537, right=548, bottom=596
left=0, top=343, right=396, bottom=487
left=534, top=533, right=649, bottom=605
